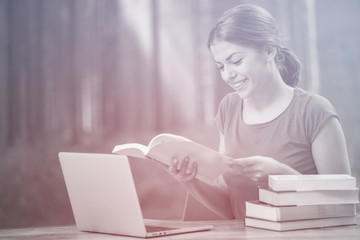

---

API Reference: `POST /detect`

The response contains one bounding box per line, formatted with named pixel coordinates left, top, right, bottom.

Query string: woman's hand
left=227, top=156, right=300, bottom=186
left=168, top=156, right=198, bottom=183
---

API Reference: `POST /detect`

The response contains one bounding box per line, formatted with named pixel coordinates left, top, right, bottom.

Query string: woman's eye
left=232, top=58, right=243, bottom=65
left=216, top=65, right=224, bottom=70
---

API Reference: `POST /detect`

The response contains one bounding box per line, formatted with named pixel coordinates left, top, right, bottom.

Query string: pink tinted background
left=1, top=0, right=359, bottom=228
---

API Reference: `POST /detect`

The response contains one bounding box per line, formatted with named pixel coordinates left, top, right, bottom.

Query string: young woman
left=168, top=4, right=351, bottom=219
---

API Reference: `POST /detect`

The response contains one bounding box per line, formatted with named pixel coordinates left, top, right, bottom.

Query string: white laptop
left=58, top=152, right=213, bottom=238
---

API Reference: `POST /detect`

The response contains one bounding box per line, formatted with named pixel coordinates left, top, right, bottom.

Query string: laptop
left=58, top=152, right=213, bottom=238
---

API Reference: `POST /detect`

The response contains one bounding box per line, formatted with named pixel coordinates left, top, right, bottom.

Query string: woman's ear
left=266, top=47, right=277, bottom=62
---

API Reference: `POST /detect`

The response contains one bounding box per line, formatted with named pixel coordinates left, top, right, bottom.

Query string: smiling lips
left=232, top=78, right=247, bottom=89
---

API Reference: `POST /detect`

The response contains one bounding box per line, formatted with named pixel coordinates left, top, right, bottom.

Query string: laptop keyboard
left=145, top=225, right=178, bottom=233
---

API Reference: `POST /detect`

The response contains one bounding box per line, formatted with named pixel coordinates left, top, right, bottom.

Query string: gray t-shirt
left=215, top=88, right=339, bottom=174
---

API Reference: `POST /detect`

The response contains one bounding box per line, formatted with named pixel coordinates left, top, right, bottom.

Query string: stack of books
left=245, top=174, right=359, bottom=231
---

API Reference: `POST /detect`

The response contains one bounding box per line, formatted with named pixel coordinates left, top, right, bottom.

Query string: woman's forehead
left=210, top=42, right=251, bottom=61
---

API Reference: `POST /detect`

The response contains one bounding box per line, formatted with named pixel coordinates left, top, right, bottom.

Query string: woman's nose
left=223, top=68, right=237, bottom=83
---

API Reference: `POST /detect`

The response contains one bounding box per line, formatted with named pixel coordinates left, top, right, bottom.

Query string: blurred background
left=0, top=0, right=359, bottom=228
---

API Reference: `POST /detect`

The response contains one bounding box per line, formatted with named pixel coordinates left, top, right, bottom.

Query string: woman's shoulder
left=294, top=88, right=334, bottom=107
left=219, top=92, right=241, bottom=105
left=217, top=92, right=242, bottom=113
left=293, top=88, right=338, bottom=115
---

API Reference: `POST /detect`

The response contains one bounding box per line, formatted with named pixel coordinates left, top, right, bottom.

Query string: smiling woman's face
left=210, top=41, right=272, bottom=99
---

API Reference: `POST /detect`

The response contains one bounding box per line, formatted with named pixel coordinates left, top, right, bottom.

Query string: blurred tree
left=0, top=0, right=359, bottom=228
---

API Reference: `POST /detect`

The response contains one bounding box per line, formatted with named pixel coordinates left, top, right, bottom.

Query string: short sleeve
left=304, top=94, right=339, bottom=143
left=215, top=100, right=225, bottom=135
left=215, top=93, right=237, bottom=135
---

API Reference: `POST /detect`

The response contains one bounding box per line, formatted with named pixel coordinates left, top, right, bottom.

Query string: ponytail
left=275, top=47, right=301, bottom=87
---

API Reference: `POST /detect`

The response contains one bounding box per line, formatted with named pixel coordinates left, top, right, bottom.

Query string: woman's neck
left=246, top=80, right=292, bottom=108
left=242, top=76, right=295, bottom=124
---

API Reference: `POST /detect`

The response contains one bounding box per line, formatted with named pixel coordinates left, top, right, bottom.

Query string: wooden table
left=1, top=217, right=359, bottom=240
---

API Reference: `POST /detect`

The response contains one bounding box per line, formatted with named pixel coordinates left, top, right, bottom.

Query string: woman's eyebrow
left=226, top=52, right=244, bottom=61
left=214, top=52, right=244, bottom=64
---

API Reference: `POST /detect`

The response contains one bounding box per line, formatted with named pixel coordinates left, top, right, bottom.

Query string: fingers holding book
left=169, top=156, right=198, bottom=183
left=226, top=156, right=284, bottom=186
left=226, top=156, right=301, bottom=186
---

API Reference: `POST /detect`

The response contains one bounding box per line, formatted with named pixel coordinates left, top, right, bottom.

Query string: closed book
left=259, top=188, right=359, bottom=206
left=268, top=174, right=356, bottom=192
left=245, top=216, right=357, bottom=231
left=245, top=201, right=357, bottom=222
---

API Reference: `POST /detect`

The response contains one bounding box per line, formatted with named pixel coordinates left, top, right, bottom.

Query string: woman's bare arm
left=312, top=117, right=351, bottom=174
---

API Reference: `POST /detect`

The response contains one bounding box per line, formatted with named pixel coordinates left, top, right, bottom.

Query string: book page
left=112, top=143, right=149, bottom=159
left=148, top=133, right=191, bottom=149
left=147, top=141, right=232, bottom=184
left=270, top=174, right=354, bottom=181
left=268, top=174, right=356, bottom=191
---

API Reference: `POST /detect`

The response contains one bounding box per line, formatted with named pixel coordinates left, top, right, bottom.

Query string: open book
left=112, top=133, right=232, bottom=183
